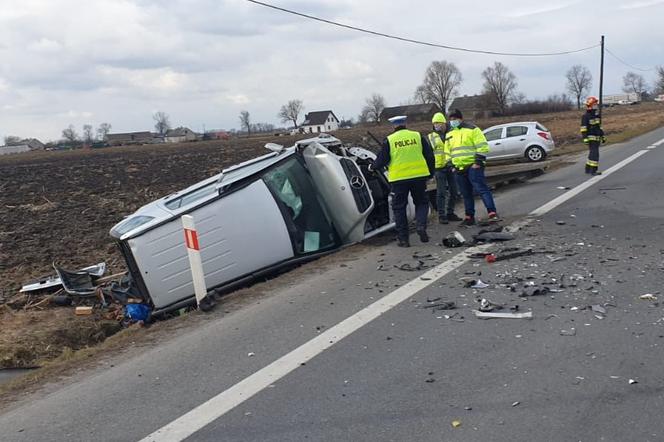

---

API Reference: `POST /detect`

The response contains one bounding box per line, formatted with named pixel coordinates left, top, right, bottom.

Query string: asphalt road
left=2, top=128, right=664, bottom=442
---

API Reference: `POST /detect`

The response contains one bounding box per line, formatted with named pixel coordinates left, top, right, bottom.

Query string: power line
left=245, top=0, right=599, bottom=57
left=605, top=48, right=654, bottom=72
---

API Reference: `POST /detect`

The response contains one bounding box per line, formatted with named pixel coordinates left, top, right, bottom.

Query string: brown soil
left=0, top=102, right=662, bottom=371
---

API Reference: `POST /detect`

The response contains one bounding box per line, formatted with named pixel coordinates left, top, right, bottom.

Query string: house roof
left=166, top=127, right=194, bottom=137
left=380, top=104, right=440, bottom=120
left=107, top=131, right=153, bottom=140
left=302, top=111, right=338, bottom=126
left=448, top=95, right=495, bottom=112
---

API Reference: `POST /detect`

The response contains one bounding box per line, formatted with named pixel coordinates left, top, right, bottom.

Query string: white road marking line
left=654, top=138, right=664, bottom=146
left=647, top=145, right=657, bottom=149
left=530, top=150, right=649, bottom=217
left=139, top=148, right=651, bottom=442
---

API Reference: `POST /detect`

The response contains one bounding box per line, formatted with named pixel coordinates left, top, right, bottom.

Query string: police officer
left=580, top=96, right=606, bottom=175
left=447, top=109, right=498, bottom=226
left=428, top=112, right=462, bottom=224
left=369, top=115, right=434, bottom=247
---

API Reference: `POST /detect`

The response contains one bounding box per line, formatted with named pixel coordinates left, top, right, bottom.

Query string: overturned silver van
left=110, top=135, right=416, bottom=313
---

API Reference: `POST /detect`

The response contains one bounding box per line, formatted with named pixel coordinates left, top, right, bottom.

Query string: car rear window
left=536, top=123, right=549, bottom=132
left=506, top=126, right=528, bottom=137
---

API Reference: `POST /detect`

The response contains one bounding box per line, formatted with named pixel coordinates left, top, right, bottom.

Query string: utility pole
left=599, top=35, right=605, bottom=117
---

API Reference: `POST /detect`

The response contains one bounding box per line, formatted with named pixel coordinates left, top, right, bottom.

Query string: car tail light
left=537, top=131, right=550, bottom=140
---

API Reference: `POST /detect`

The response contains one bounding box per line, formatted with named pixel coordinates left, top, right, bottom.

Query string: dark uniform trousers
left=391, top=178, right=429, bottom=241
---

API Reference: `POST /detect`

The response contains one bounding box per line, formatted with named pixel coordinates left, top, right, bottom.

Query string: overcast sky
left=1, top=0, right=662, bottom=142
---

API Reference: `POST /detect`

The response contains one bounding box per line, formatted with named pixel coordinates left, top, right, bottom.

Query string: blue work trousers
left=455, top=167, right=497, bottom=217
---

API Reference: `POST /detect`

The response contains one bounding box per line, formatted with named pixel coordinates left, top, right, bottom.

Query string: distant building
left=20, top=138, right=45, bottom=150
left=204, top=131, right=231, bottom=141
left=106, top=131, right=154, bottom=146
left=379, top=103, right=441, bottom=123
left=447, top=95, right=498, bottom=120
left=0, top=145, right=31, bottom=155
left=165, top=127, right=198, bottom=143
left=301, top=111, right=340, bottom=134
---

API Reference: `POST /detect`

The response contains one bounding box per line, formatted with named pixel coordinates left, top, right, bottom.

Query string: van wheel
left=525, top=146, right=545, bottom=162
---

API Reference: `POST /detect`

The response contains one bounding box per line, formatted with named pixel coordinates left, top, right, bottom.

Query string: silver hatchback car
left=483, top=122, right=555, bottom=162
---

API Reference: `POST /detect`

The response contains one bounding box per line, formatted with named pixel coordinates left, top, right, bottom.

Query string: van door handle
left=495, top=143, right=501, bottom=145
left=519, top=138, right=525, bottom=141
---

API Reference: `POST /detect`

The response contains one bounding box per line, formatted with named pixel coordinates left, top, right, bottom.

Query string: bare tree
left=360, top=93, right=386, bottom=124
left=413, top=85, right=429, bottom=104
left=96, top=122, right=112, bottom=141
left=239, top=110, right=251, bottom=135
left=655, top=66, right=664, bottom=95
left=278, top=100, right=304, bottom=128
left=622, top=72, right=648, bottom=96
left=565, top=65, right=593, bottom=110
left=62, top=124, right=78, bottom=143
left=153, top=111, right=171, bottom=135
left=416, top=61, right=462, bottom=111
left=481, top=62, right=519, bottom=115
left=3, top=135, right=21, bottom=146
left=83, top=124, right=94, bottom=144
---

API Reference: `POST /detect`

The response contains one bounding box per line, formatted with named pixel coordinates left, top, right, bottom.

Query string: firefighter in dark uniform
left=581, top=96, right=606, bottom=175
left=369, top=115, right=435, bottom=247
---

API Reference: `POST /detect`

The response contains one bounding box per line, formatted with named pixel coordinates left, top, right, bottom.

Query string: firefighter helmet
left=431, top=112, right=447, bottom=124
left=585, top=96, right=599, bottom=109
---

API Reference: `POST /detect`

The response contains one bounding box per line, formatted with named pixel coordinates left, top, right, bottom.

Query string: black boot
left=417, top=230, right=429, bottom=243
left=447, top=213, right=463, bottom=222
left=397, top=238, right=410, bottom=247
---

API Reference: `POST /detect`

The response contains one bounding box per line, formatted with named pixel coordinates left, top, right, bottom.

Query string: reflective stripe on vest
left=428, top=132, right=447, bottom=169
left=387, top=130, right=430, bottom=182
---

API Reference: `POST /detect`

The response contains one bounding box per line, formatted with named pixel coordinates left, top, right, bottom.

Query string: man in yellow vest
left=369, top=115, right=434, bottom=247
left=428, top=112, right=462, bottom=224
left=447, top=109, right=498, bottom=226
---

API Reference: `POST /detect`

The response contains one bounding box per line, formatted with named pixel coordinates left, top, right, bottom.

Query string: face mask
left=434, top=124, right=445, bottom=131
left=450, top=120, right=461, bottom=129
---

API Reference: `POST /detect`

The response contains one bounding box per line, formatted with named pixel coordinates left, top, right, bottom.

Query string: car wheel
left=525, top=146, right=545, bottom=162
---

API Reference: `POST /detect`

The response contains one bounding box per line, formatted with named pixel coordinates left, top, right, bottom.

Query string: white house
left=165, top=127, right=198, bottom=143
left=300, top=111, right=339, bottom=134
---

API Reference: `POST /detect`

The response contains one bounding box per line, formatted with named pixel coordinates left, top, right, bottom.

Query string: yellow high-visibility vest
left=428, top=131, right=450, bottom=169
left=387, top=129, right=430, bottom=182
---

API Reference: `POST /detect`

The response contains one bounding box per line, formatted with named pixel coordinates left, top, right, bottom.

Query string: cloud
left=0, top=0, right=662, bottom=142
left=619, top=0, right=664, bottom=8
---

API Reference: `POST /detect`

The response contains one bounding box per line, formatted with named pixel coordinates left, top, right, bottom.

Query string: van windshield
left=263, top=158, right=339, bottom=254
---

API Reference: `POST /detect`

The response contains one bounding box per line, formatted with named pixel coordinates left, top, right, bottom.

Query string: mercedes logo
left=350, top=175, right=365, bottom=189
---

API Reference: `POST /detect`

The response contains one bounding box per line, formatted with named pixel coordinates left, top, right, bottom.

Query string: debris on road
left=423, top=301, right=456, bottom=311
left=472, top=310, right=533, bottom=319
left=519, top=285, right=550, bottom=297
left=474, top=231, right=515, bottom=243
left=395, top=260, right=429, bottom=272
left=511, top=401, right=521, bottom=407
left=471, top=280, right=490, bottom=289
left=451, top=420, right=462, bottom=428
left=556, top=221, right=566, bottom=226
left=629, top=379, right=638, bottom=385
left=478, top=298, right=503, bottom=312
left=560, top=329, right=577, bottom=336
left=591, top=305, right=607, bottom=315
left=639, top=294, right=658, bottom=301
left=443, top=231, right=467, bottom=248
